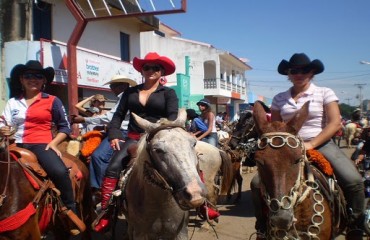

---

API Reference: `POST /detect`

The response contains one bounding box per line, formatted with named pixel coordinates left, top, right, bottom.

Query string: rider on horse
left=92, top=52, right=180, bottom=232
left=0, top=60, right=86, bottom=235
left=251, top=53, right=365, bottom=239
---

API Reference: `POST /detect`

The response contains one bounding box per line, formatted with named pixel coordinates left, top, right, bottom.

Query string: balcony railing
left=204, top=78, right=246, bottom=95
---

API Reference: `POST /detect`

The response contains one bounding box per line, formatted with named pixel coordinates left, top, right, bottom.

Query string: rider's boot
left=198, top=170, right=220, bottom=221
left=345, top=182, right=365, bottom=240
left=93, top=177, right=118, bottom=232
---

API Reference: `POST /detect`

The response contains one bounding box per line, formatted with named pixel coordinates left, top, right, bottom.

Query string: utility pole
left=344, top=98, right=352, bottom=105
left=354, top=83, right=367, bottom=116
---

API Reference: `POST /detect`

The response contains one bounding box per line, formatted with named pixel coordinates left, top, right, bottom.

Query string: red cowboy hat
left=133, top=52, right=176, bottom=76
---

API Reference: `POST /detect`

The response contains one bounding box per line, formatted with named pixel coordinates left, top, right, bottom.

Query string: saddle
left=7, top=144, right=86, bottom=234
left=8, top=145, right=83, bottom=192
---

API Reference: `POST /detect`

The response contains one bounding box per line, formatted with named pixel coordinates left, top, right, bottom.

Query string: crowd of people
left=1, top=52, right=369, bottom=238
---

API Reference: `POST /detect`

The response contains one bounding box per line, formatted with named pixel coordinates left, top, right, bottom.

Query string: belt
left=128, top=131, right=141, bottom=140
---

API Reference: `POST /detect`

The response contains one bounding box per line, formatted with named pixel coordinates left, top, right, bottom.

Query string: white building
left=1, top=0, right=251, bottom=121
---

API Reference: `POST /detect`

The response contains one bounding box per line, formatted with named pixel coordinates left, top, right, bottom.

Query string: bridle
left=257, top=132, right=325, bottom=239
left=230, top=116, right=255, bottom=143
left=144, top=124, right=193, bottom=195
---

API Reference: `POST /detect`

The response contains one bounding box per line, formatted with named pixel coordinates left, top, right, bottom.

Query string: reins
left=0, top=117, right=15, bottom=207
left=0, top=136, right=11, bottom=207
left=144, top=124, right=188, bottom=194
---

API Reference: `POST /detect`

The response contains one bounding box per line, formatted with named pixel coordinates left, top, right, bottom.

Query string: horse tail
left=219, top=150, right=234, bottom=195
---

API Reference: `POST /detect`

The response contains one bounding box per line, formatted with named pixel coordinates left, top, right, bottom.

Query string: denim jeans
left=89, top=130, right=127, bottom=188
left=201, top=132, right=218, bottom=147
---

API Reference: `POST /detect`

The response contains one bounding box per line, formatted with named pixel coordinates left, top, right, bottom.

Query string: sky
left=159, top=0, right=370, bottom=106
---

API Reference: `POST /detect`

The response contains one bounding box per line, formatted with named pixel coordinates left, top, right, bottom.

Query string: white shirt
left=85, top=92, right=129, bottom=130
left=271, top=83, right=339, bottom=140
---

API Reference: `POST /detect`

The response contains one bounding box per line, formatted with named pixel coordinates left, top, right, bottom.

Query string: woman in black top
left=93, top=52, right=179, bottom=232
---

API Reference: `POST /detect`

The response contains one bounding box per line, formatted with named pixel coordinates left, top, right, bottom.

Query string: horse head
left=253, top=101, right=309, bottom=230
left=132, top=109, right=207, bottom=210
left=229, top=111, right=255, bottom=149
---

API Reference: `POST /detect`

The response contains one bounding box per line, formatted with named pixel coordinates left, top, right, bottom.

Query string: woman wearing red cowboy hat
left=250, top=53, right=365, bottom=239
left=92, top=52, right=179, bottom=232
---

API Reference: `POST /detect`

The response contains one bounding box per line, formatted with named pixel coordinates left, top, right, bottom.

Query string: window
left=120, top=32, right=130, bottom=61
left=33, top=1, right=52, bottom=40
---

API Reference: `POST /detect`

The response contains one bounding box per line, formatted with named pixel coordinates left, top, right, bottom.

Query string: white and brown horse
left=121, top=109, right=207, bottom=239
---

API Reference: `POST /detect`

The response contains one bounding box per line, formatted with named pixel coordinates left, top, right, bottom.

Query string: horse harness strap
left=0, top=136, right=11, bottom=207
left=146, top=124, right=184, bottom=143
left=258, top=132, right=331, bottom=239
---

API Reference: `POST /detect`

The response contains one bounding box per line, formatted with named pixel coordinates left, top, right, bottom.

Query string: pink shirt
left=271, top=83, right=339, bottom=140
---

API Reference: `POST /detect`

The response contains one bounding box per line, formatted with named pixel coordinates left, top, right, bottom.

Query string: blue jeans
left=201, top=132, right=218, bottom=147
left=89, top=130, right=127, bottom=188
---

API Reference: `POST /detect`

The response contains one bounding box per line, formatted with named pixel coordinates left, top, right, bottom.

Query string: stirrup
left=91, top=208, right=109, bottom=230
left=60, top=208, right=86, bottom=235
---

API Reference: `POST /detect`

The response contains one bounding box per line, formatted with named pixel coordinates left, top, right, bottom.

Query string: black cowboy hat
left=9, top=60, right=55, bottom=98
left=277, top=53, right=324, bottom=75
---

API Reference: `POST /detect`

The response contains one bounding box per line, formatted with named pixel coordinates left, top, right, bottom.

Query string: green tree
left=339, top=103, right=357, bottom=120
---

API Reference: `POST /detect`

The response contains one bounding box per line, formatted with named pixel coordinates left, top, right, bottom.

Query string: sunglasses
left=288, top=68, right=311, bottom=75
left=142, top=65, right=162, bottom=72
left=23, top=73, right=44, bottom=80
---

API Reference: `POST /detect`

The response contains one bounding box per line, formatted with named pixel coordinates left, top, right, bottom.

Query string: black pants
left=104, top=138, right=137, bottom=178
left=17, top=143, right=75, bottom=209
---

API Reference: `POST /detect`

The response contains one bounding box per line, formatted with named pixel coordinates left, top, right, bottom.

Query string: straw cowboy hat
left=277, top=53, right=324, bottom=75
left=9, top=60, right=55, bottom=98
left=133, top=52, right=176, bottom=76
left=103, top=75, right=137, bottom=87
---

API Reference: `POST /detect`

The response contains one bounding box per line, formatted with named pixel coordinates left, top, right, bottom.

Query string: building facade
left=1, top=0, right=252, bottom=121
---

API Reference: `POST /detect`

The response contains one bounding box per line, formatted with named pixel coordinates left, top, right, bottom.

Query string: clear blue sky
left=159, top=0, right=370, bottom=106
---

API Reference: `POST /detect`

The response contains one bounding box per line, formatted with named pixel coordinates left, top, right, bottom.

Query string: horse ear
left=287, top=101, right=310, bottom=133
left=131, top=112, right=160, bottom=132
left=172, top=108, right=187, bottom=126
left=253, top=101, right=268, bottom=134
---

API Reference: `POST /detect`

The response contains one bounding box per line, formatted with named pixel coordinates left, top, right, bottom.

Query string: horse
left=252, top=101, right=347, bottom=239
left=195, top=141, right=234, bottom=207
left=120, top=109, right=207, bottom=239
left=344, top=122, right=362, bottom=148
left=0, top=137, right=92, bottom=240
left=220, top=110, right=257, bottom=202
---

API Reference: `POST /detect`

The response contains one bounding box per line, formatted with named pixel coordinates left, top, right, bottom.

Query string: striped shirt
left=0, top=92, right=71, bottom=143
left=271, top=83, right=339, bottom=140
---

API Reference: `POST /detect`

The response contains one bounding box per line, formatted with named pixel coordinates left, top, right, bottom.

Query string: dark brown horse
left=220, top=110, right=257, bottom=202
left=0, top=138, right=92, bottom=240
left=252, top=101, right=346, bottom=239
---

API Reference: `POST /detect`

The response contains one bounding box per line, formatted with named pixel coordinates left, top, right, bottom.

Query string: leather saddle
left=8, top=144, right=83, bottom=196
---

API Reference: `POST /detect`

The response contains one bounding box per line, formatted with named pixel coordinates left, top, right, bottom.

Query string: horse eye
left=294, top=158, right=301, bottom=164
left=153, top=148, right=165, bottom=154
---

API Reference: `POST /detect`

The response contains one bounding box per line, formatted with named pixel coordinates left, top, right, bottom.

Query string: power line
left=354, top=83, right=367, bottom=114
